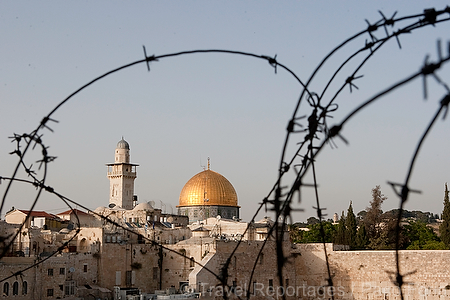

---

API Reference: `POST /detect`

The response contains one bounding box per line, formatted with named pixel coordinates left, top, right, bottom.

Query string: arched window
left=22, top=281, right=27, bottom=295
left=3, top=282, right=9, bottom=296
left=190, top=257, right=195, bottom=268
left=13, top=281, right=19, bottom=295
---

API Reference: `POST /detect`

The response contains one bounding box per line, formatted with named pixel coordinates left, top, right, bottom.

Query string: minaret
left=106, top=138, right=138, bottom=210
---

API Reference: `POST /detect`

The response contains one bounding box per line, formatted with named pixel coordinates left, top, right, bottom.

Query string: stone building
left=5, top=138, right=450, bottom=299
left=5, top=209, right=64, bottom=231
left=57, top=209, right=96, bottom=228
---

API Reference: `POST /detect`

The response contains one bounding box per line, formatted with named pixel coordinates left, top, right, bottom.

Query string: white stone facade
left=107, top=138, right=138, bottom=210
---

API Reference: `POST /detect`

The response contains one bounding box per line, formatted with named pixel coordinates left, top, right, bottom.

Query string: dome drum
left=177, top=205, right=239, bottom=223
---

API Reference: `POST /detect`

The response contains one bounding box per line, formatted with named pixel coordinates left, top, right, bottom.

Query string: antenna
left=159, top=200, right=166, bottom=213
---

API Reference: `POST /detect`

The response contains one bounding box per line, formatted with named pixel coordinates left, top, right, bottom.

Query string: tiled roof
left=57, top=209, right=90, bottom=216
left=17, top=210, right=58, bottom=219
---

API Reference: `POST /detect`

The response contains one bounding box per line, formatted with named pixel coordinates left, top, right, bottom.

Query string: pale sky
left=1, top=1, right=450, bottom=222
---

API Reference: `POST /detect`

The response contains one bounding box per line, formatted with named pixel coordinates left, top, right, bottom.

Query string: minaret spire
left=207, top=157, right=210, bottom=170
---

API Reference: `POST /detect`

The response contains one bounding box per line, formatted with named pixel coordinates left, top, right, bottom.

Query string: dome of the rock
left=179, top=169, right=238, bottom=207
left=177, top=160, right=240, bottom=223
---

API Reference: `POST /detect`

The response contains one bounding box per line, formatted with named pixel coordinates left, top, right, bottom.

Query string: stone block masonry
left=294, top=243, right=450, bottom=300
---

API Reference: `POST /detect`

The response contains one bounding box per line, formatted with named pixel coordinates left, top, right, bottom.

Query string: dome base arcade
left=177, top=205, right=239, bottom=223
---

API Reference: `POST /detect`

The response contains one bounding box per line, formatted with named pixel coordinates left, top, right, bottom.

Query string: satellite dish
left=149, top=201, right=155, bottom=207
left=216, top=215, right=221, bottom=220
left=108, top=203, right=116, bottom=209
left=69, top=267, right=75, bottom=273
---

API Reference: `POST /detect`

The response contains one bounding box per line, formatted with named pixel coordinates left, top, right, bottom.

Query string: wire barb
left=40, top=117, right=59, bottom=132
left=143, top=45, right=158, bottom=72
left=261, top=54, right=278, bottom=73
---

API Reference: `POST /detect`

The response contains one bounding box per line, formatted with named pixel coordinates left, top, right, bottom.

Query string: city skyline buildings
left=1, top=1, right=450, bottom=223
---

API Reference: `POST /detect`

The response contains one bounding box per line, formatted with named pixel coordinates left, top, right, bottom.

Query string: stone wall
left=0, top=252, right=100, bottom=299
left=99, top=242, right=161, bottom=293
left=294, top=243, right=450, bottom=300
left=191, top=240, right=296, bottom=299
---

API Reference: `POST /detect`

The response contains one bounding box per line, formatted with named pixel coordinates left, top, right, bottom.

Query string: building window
left=48, top=268, right=53, bottom=276
left=152, top=267, right=158, bottom=280
left=12, top=281, right=19, bottom=295
left=126, top=270, right=132, bottom=286
left=47, top=288, right=54, bottom=297
left=60, top=268, right=65, bottom=275
left=3, top=282, right=9, bottom=296
left=22, top=281, right=27, bottom=295
left=64, top=281, right=75, bottom=295
left=83, top=264, right=88, bottom=272
left=116, top=271, right=121, bottom=286
left=259, top=253, right=264, bottom=265
left=190, top=257, right=195, bottom=268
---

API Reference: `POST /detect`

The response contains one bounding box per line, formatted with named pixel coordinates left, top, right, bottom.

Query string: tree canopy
left=290, top=184, right=447, bottom=250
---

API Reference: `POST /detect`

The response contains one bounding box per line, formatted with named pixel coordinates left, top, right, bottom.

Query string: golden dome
left=178, top=168, right=238, bottom=207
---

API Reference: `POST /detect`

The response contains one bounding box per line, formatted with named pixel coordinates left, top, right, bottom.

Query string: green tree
left=307, top=216, right=320, bottom=225
left=289, top=224, right=304, bottom=243
left=301, top=221, right=336, bottom=243
left=334, top=211, right=347, bottom=245
left=364, top=185, right=387, bottom=248
left=440, top=183, right=450, bottom=249
left=356, top=210, right=367, bottom=221
left=421, top=240, right=447, bottom=250
left=346, top=201, right=357, bottom=248
left=368, top=229, right=388, bottom=249
left=404, top=221, right=440, bottom=249
left=355, top=223, right=368, bottom=249
left=382, top=218, right=407, bottom=250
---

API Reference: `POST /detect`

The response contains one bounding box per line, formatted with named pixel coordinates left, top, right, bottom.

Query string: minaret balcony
left=107, top=171, right=137, bottom=176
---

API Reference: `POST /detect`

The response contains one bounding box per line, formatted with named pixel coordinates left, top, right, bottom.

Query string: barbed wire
left=1, top=6, right=450, bottom=300
left=260, top=7, right=450, bottom=300
left=0, top=49, right=307, bottom=299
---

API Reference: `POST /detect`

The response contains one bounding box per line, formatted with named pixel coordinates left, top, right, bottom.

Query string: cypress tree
left=346, top=201, right=357, bottom=249
left=334, top=211, right=347, bottom=245
left=355, top=223, right=368, bottom=249
left=365, top=185, right=386, bottom=242
left=439, top=183, right=450, bottom=249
